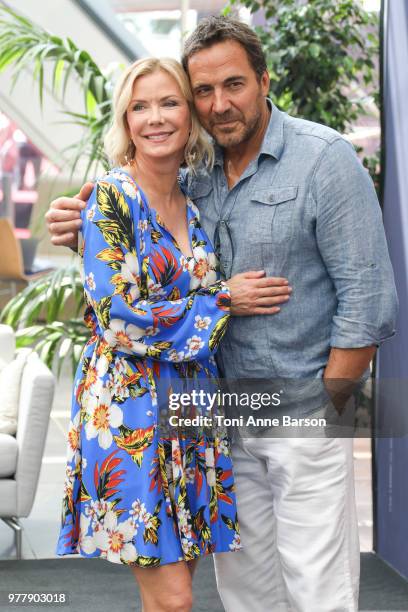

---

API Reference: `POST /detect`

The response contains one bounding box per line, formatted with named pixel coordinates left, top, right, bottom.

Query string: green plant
left=225, top=0, right=380, bottom=182
left=0, top=5, right=110, bottom=376
left=0, top=5, right=112, bottom=177
left=362, top=148, right=381, bottom=194
left=0, top=266, right=87, bottom=376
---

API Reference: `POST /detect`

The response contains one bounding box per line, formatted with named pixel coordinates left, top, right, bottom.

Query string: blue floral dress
left=56, top=169, right=241, bottom=566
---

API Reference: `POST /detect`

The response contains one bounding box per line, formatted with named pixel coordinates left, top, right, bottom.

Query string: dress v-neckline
left=151, top=207, right=194, bottom=261
left=115, top=167, right=195, bottom=261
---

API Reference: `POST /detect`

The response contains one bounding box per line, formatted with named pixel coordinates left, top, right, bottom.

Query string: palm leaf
left=95, top=296, right=111, bottom=329
left=221, top=513, right=238, bottom=532
left=0, top=266, right=87, bottom=377
left=96, top=182, right=134, bottom=249
left=0, top=5, right=113, bottom=175
left=95, top=219, right=125, bottom=249
left=193, top=506, right=211, bottom=541
left=135, top=555, right=161, bottom=568
left=113, top=424, right=155, bottom=467
left=145, top=341, right=172, bottom=360
left=209, top=315, right=229, bottom=351
left=94, top=450, right=126, bottom=501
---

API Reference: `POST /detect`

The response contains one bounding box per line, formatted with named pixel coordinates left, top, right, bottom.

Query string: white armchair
left=0, top=325, right=55, bottom=558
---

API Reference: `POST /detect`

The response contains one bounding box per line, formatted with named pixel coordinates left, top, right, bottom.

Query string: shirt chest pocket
left=249, top=186, right=298, bottom=244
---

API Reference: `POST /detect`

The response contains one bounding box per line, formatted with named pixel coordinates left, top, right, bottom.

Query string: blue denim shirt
left=185, top=101, right=398, bottom=378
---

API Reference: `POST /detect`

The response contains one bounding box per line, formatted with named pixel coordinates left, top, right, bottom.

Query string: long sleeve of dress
left=80, top=174, right=230, bottom=362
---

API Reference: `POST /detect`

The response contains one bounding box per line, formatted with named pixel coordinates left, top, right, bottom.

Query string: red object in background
left=0, top=186, right=38, bottom=232
left=14, top=227, right=31, bottom=239
left=0, top=118, right=18, bottom=173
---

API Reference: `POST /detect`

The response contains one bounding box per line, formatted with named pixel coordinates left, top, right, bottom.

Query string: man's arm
left=313, top=137, right=398, bottom=350
left=45, top=182, right=94, bottom=248
left=323, top=346, right=376, bottom=413
left=312, top=137, right=397, bottom=410
left=324, top=346, right=376, bottom=380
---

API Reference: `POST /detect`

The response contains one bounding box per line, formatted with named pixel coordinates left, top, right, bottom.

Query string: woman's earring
left=125, top=140, right=135, bottom=166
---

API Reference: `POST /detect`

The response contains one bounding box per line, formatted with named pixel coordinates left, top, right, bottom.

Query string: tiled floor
left=0, top=365, right=373, bottom=560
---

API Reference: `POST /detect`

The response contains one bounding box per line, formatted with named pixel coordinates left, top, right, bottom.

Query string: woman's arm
left=82, top=177, right=230, bottom=362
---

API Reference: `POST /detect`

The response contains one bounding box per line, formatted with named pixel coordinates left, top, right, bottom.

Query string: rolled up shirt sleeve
left=313, top=137, right=398, bottom=348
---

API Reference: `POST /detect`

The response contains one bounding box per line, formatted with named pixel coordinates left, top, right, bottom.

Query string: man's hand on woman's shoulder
left=45, top=182, right=94, bottom=249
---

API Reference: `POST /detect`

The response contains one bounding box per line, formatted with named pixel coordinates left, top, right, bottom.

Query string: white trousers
left=214, top=436, right=360, bottom=612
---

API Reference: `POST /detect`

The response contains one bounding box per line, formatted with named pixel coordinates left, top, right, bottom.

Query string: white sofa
left=0, top=325, right=55, bottom=558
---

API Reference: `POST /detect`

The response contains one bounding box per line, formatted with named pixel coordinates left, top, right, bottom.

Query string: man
left=46, top=16, right=397, bottom=612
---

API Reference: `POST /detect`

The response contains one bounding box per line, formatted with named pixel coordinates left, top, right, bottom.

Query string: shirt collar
left=213, top=98, right=285, bottom=167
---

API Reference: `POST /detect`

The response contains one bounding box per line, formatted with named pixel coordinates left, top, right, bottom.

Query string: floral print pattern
left=56, top=168, right=241, bottom=566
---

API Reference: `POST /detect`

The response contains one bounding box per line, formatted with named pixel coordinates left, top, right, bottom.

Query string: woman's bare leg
left=131, top=560, right=194, bottom=612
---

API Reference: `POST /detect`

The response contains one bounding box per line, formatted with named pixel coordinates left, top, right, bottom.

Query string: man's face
left=187, top=40, right=270, bottom=148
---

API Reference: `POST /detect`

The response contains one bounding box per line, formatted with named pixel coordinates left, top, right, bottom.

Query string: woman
left=57, top=58, right=246, bottom=612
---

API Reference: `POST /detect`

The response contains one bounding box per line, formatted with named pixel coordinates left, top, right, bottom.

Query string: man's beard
left=208, top=103, right=263, bottom=148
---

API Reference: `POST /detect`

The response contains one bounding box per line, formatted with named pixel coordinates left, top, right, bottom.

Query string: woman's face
left=126, top=69, right=191, bottom=163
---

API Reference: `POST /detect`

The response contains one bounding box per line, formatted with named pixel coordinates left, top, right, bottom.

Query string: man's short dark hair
left=182, top=16, right=267, bottom=81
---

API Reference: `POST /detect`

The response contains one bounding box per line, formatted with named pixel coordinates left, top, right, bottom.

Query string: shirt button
left=268, top=194, right=275, bottom=203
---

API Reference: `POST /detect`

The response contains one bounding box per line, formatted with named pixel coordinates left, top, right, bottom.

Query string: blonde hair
left=104, top=57, right=213, bottom=173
